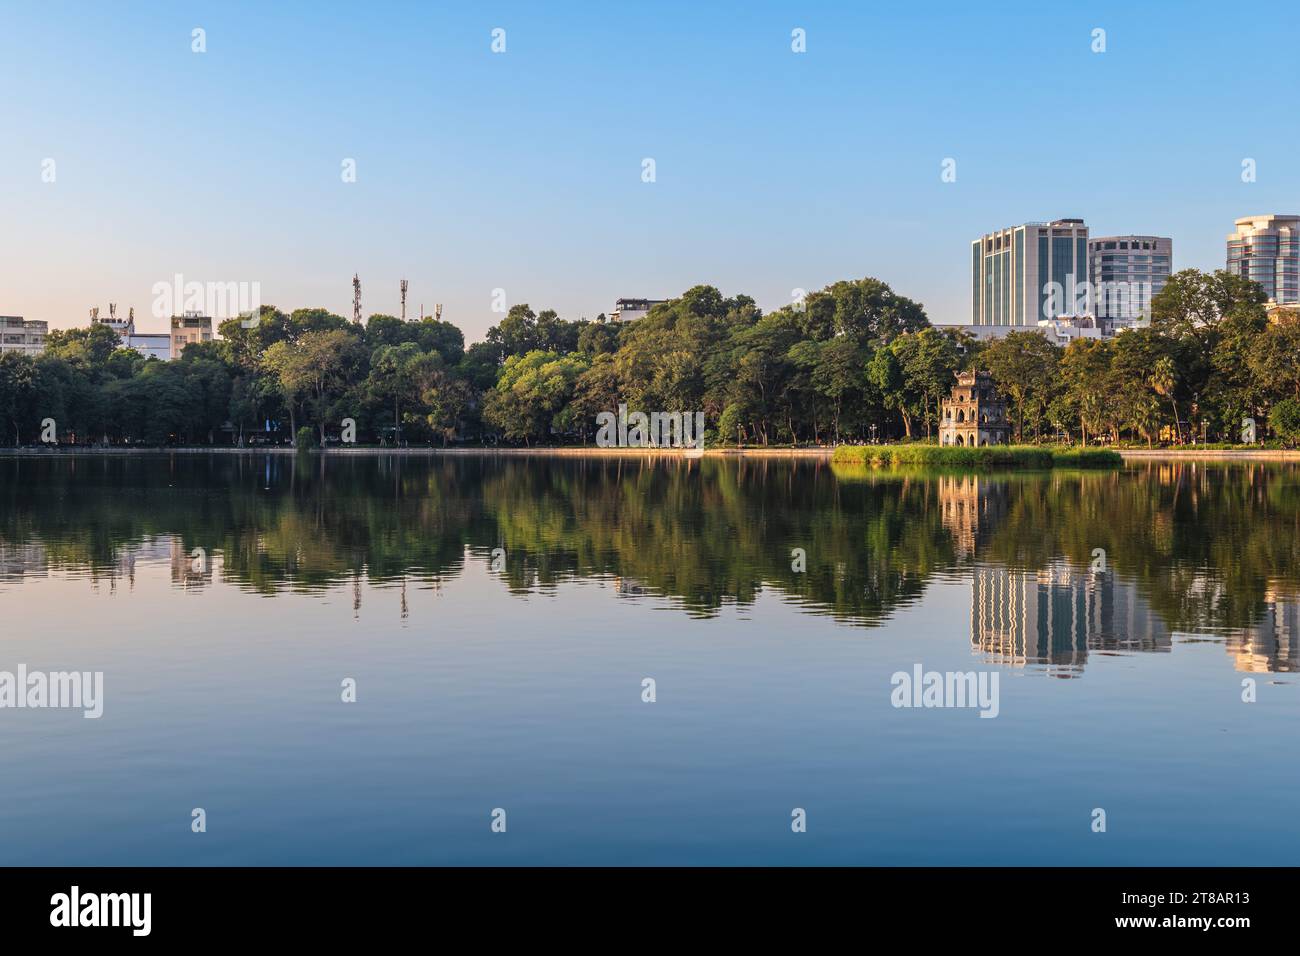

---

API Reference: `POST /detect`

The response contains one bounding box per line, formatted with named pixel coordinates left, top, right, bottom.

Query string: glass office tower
left=971, top=219, right=1089, bottom=325
left=1227, top=215, right=1300, bottom=305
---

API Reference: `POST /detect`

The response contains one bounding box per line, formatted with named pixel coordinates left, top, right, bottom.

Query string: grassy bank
left=830, top=445, right=1121, bottom=469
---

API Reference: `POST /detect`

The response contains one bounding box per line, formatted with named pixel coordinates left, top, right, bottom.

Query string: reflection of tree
left=2, top=456, right=1300, bottom=651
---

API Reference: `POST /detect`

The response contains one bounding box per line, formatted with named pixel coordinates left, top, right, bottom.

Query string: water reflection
left=1, top=453, right=1297, bottom=675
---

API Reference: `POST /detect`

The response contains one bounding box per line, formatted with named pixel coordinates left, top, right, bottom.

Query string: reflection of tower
left=938, top=475, right=1007, bottom=559
left=971, top=561, right=1170, bottom=677
left=169, top=538, right=213, bottom=589
left=1229, top=589, right=1300, bottom=673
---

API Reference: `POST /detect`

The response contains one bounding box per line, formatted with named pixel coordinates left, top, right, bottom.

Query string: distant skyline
left=3, top=0, right=1299, bottom=342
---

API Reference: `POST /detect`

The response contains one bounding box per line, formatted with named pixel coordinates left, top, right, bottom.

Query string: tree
left=263, top=328, right=363, bottom=443
left=982, top=332, right=1060, bottom=442
left=365, top=343, right=443, bottom=444
left=0, top=352, right=39, bottom=445
left=1269, top=398, right=1300, bottom=446
left=482, top=351, right=588, bottom=445
left=1059, top=339, right=1112, bottom=445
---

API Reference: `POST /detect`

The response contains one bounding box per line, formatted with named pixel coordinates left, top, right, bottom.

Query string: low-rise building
left=170, top=312, right=213, bottom=359
left=91, top=307, right=172, bottom=361
left=0, top=316, right=48, bottom=356
left=610, top=298, right=666, bottom=322
left=1036, top=315, right=1103, bottom=347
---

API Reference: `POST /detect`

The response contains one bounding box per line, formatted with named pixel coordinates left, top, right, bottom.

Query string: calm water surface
left=0, top=453, right=1296, bottom=865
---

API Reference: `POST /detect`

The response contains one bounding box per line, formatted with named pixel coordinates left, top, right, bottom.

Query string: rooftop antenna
left=352, top=274, right=362, bottom=324
left=400, top=279, right=409, bottom=321
left=109, top=303, right=116, bottom=320
left=90, top=307, right=100, bottom=323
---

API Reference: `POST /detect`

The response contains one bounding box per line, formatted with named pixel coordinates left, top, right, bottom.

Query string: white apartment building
left=0, top=316, right=48, bottom=356
left=91, top=307, right=172, bottom=361
left=610, top=298, right=666, bottom=322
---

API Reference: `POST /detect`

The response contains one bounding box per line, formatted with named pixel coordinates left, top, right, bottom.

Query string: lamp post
left=870, top=424, right=878, bottom=445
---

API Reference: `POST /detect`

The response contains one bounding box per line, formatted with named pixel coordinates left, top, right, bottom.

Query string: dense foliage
left=2, top=269, right=1298, bottom=447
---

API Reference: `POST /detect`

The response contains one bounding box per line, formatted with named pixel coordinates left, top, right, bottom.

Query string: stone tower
left=938, top=371, right=1011, bottom=447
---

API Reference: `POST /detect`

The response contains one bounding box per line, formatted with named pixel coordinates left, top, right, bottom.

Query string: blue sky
left=3, top=0, right=1298, bottom=341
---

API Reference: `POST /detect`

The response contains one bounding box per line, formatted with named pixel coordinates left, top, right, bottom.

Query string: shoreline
left=2, top=446, right=1299, bottom=461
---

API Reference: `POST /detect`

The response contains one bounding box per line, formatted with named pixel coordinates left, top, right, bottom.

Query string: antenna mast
left=400, top=279, right=409, bottom=321
left=352, top=274, right=362, bottom=324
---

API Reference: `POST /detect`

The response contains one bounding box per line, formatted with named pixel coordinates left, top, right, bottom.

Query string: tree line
left=2, top=269, right=1298, bottom=447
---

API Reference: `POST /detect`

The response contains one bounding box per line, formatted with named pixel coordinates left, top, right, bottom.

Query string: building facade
left=938, top=371, right=1011, bottom=447
left=1088, top=235, right=1172, bottom=331
left=610, top=298, right=666, bottom=322
left=1227, top=214, right=1300, bottom=305
left=0, top=316, right=48, bottom=356
left=91, top=307, right=172, bottom=361
left=971, top=219, right=1089, bottom=326
left=170, top=313, right=213, bottom=359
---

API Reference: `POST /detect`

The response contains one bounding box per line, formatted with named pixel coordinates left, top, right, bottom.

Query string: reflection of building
left=0, top=542, right=49, bottom=581
left=1227, top=589, right=1300, bottom=673
left=971, top=562, right=1171, bottom=677
left=939, top=371, right=1011, bottom=447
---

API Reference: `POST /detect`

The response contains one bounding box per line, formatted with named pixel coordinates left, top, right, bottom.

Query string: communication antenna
left=109, top=303, right=117, bottom=320
left=352, top=274, right=362, bottom=324
left=400, top=279, right=409, bottom=321
left=90, top=307, right=100, bottom=323
left=434, top=303, right=443, bottom=322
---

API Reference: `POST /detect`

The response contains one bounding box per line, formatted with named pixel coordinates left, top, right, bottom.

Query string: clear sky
left=3, top=0, right=1298, bottom=342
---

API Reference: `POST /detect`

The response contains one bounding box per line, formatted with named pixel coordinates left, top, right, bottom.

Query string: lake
left=0, top=453, right=1296, bottom=865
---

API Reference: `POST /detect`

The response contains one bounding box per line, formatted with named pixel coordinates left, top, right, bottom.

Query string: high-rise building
left=1088, top=235, right=1172, bottom=332
left=0, top=316, right=48, bottom=356
left=1227, top=214, right=1300, bottom=305
left=971, top=219, right=1089, bottom=326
